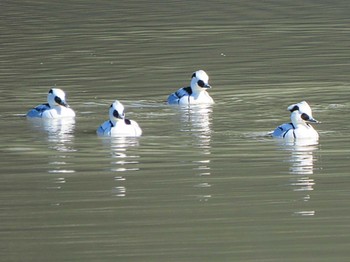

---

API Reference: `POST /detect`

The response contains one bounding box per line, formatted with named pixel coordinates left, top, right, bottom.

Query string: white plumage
left=272, top=101, right=319, bottom=140
left=97, top=100, right=142, bottom=137
left=26, top=88, right=75, bottom=118
left=167, top=70, right=214, bottom=105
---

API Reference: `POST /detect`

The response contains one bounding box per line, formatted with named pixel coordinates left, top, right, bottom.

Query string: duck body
left=26, top=103, right=50, bottom=118
left=272, top=101, right=319, bottom=140
left=97, top=100, right=142, bottom=137
left=97, top=119, right=142, bottom=137
left=272, top=122, right=319, bottom=140
left=27, top=104, right=76, bottom=118
left=167, top=70, right=214, bottom=105
left=26, top=88, right=75, bottom=118
left=167, top=86, right=214, bottom=105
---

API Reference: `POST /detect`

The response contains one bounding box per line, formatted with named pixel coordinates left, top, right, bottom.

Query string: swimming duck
left=167, top=70, right=214, bottom=105
left=97, top=100, right=142, bottom=137
left=26, top=88, right=75, bottom=118
left=272, top=101, right=319, bottom=140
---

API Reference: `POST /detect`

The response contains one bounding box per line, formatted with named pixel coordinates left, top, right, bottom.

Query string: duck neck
left=292, top=121, right=312, bottom=129
left=110, top=118, right=125, bottom=126
left=190, top=83, right=203, bottom=95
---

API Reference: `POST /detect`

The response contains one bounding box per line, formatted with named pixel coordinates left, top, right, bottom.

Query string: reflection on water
left=27, top=117, right=76, bottom=152
left=278, top=139, right=319, bottom=216
left=179, top=105, right=212, bottom=143
left=27, top=118, right=76, bottom=204
left=101, top=137, right=140, bottom=197
left=179, top=105, right=212, bottom=201
left=3, top=0, right=350, bottom=260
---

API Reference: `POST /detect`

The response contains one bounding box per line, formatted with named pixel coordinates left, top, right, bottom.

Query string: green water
left=1, top=1, right=350, bottom=261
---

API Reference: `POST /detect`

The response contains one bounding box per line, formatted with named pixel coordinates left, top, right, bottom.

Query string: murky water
left=1, top=1, right=350, bottom=261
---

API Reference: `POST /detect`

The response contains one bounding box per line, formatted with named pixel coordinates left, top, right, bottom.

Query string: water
left=1, top=1, right=350, bottom=261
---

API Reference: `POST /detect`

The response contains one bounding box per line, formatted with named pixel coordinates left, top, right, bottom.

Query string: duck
left=97, top=100, right=142, bottom=137
left=272, top=101, right=319, bottom=140
left=167, top=70, right=214, bottom=105
left=26, top=88, right=76, bottom=118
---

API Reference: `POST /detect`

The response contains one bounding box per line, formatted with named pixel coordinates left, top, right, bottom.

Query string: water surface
left=1, top=1, right=350, bottom=261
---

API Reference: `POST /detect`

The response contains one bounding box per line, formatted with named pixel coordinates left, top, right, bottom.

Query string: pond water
left=1, top=1, right=350, bottom=261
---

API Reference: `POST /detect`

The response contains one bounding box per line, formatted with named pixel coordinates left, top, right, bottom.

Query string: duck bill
left=203, top=84, right=211, bottom=89
left=54, top=96, right=69, bottom=107
left=60, top=101, right=69, bottom=107
left=308, top=117, right=320, bottom=123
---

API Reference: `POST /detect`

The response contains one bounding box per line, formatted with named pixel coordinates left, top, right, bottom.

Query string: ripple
left=112, top=186, right=126, bottom=197
left=294, top=210, right=315, bottom=216
left=48, top=169, right=75, bottom=174
left=194, top=183, right=211, bottom=188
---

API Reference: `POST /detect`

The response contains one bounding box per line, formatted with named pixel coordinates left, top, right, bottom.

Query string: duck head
left=47, top=88, right=69, bottom=108
left=109, top=100, right=125, bottom=123
left=190, top=70, right=211, bottom=93
left=288, top=101, right=319, bottom=126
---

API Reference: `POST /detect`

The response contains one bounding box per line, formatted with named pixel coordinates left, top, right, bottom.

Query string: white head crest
left=288, top=101, right=319, bottom=125
left=47, top=88, right=68, bottom=107
left=109, top=100, right=125, bottom=122
left=190, top=70, right=211, bottom=92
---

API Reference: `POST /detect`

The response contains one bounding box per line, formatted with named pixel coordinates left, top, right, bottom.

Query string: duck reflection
left=27, top=118, right=76, bottom=204
left=279, top=138, right=319, bottom=216
left=100, top=137, right=140, bottom=198
left=27, top=117, right=76, bottom=152
left=180, top=105, right=212, bottom=148
left=179, top=105, right=212, bottom=201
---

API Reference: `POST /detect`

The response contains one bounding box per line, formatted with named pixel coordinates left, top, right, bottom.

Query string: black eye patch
left=289, top=105, right=299, bottom=112
left=301, top=113, right=310, bottom=121
left=197, top=80, right=205, bottom=87
left=54, top=96, right=62, bottom=104
left=113, top=110, right=120, bottom=118
left=113, top=110, right=124, bottom=119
